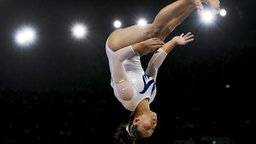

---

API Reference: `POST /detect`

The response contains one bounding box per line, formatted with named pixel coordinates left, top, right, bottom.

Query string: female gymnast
left=105, top=0, right=220, bottom=143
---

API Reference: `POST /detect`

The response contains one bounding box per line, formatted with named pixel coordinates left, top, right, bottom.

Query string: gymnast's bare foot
left=204, top=0, right=220, bottom=14
left=194, top=0, right=220, bottom=14
left=194, top=0, right=204, bottom=14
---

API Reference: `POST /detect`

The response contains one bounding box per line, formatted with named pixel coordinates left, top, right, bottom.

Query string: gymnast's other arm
left=145, top=32, right=194, bottom=81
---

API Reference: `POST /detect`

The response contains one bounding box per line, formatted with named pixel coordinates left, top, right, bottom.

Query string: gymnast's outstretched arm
left=146, top=32, right=194, bottom=81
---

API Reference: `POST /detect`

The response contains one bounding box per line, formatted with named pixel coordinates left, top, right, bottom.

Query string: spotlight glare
left=71, top=23, right=87, bottom=39
left=225, top=84, right=231, bottom=89
left=200, top=10, right=215, bottom=24
left=113, top=20, right=122, bottom=28
left=137, top=18, right=147, bottom=27
left=14, top=26, right=37, bottom=47
left=219, top=9, right=227, bottom=17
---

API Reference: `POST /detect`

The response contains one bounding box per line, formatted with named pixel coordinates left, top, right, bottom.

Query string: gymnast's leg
left=107, top=0, right=197, bottom=51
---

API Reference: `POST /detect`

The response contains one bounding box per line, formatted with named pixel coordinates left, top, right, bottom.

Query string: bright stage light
left=113, top=20, right=122, bottom=28
left=219, top=9, right=227, bottom=17
left=200, top=9, right=215, bottom=24
left=14, top=26, right=37, bottom=47
left=71, top=23, right=87, bottom=39
left=137, top=18, right=147, bottom=27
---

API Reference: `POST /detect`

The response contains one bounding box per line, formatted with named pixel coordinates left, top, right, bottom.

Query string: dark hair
left=113, top=114, right=144, bottom=144
left=113, top=123, right=136, bottom=144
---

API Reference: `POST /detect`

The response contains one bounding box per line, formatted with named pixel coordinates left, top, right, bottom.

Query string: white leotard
left=106, top=42, right=156, bottom=111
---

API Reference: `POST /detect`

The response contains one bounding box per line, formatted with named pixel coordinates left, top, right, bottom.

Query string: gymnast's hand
left=173, top=32, right=194, bottom=46
left=132, top=38, right=164, bottom=56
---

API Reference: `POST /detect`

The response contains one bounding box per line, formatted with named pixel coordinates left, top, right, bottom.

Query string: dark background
left=0, top=0, right=255, bottom=143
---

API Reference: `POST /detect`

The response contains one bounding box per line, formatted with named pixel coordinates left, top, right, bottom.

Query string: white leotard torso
left=106, top=43, right=157, bottom=111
